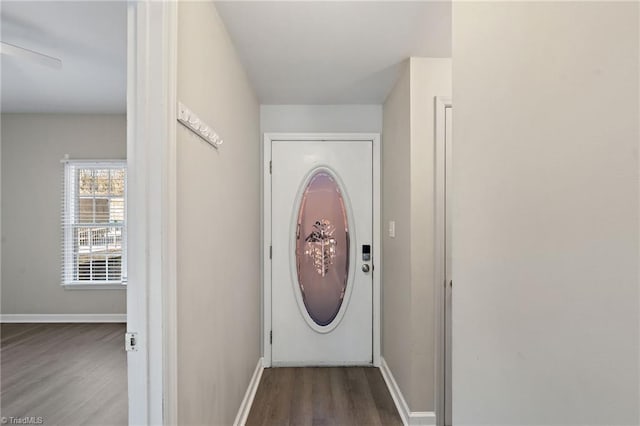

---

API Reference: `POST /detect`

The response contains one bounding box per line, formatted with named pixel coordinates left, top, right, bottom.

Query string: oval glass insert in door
left=295, top=170, right=351, bottom=327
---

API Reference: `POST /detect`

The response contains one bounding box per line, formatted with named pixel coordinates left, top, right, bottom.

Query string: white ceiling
left=0, top=1, right=450, bottom=112
left=215, top=1, right=451, bottom=104
left=1, top=1, right=127, bottom=113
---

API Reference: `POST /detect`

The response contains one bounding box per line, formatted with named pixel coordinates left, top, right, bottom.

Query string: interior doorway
left=0, top=1, right=131, bottom=425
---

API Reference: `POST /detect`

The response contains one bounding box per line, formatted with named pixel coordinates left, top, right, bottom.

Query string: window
left=62, top=161, right=127, bottom=287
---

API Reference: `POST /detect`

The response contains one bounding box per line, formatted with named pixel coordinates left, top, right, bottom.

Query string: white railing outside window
left=61, top=160, right=127, bottom=288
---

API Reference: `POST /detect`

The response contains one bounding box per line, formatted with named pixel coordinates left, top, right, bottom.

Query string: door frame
left=127, top=1, right=178, bottom=424
left=434, top=96, right=452, bottom=426
left=262, top=133, right=381, bottom=368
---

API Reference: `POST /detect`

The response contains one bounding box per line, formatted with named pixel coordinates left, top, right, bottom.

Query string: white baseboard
left=0, top=314, right=127, bottom=323
left=380, top=357, right=437, bottom=426
left=234, top=357, right=264, bottom=426
left=409, top=411, right=438, bottom=426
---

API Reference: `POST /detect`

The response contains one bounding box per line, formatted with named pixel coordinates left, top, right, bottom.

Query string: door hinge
left=269, top=245, right=272, bottom=259
left=125, top=332, right=138, bottom=352
left=269, top=161, right=272, bottom=174
left=269, top=330, right=272, bottom=345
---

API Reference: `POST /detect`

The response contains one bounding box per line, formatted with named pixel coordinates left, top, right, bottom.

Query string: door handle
left=362, top=264, right=370, bottom=273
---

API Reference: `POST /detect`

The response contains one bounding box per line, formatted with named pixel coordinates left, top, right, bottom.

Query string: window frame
left=62, top=159, right=127, bottom=290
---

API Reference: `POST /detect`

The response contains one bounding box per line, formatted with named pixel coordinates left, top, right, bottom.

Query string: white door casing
left=263, top=133, right=381, bottom=367
left=444, top=104, right=453, bottom=426
left=435, top=97, right=452, bottom=426
left=127, top=1, right=178, bottom=424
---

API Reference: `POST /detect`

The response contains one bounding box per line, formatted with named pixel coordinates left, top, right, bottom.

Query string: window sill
left=62, top=283, right=127, bottom=290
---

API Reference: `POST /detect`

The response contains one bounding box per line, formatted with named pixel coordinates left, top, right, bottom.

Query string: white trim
left=268, top=132, right=380, bottom=142
left=127, top=4, right=149, bottom=424
left=262, top=133, right=381, bottom=367
left=411, top=412, right=438, bottom=426
left=434, top=96, right=452, bottom=426
left=233, top=358, right=264, bottom=426
left=270, top=360, right=372, bottom=367
left=0, top=314, right=126, bottom=323
left=380, top=357, right=409, bottom=424
left=372, top=131, right=381, bottom=367
left=286, top=165, right=357, bottom=335
left=380, top=358, right=437, bottom=426
left=127, top=1, right=178, bottom=425
left=60, top=158, right=127, bottom=164
left=63, top=284, right=126, bottom=290
left=262, top=135, right=272, bottom=366
left=163, top=2, right=179, bottom=425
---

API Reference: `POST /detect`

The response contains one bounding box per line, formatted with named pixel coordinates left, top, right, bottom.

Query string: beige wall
left=452, top=2, right=639, bottom=424
left=1, top=114, right=127, bottom=315
left=176, top=2, right=261, bottom=424
left=382, top=59, right=413, bottom=408
left=409, top=57, right=451, bottom=410
left=260, top=104, right=382, bottom=133
left=382, top=58, right=451, bottom=412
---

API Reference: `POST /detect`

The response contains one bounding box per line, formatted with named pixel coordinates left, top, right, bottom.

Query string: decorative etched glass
left=295, top=171, right=350, bottom=326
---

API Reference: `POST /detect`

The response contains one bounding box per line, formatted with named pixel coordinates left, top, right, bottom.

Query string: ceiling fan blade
left=0, top=41, right=62, bottom=69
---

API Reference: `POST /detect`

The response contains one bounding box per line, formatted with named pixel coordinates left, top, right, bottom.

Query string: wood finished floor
left=246, top=367, right=402, bottom=426
left=1, top=323, right=127, bottom=426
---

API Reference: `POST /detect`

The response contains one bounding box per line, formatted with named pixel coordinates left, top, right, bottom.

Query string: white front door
left=271, top=139, right=373, bottom=365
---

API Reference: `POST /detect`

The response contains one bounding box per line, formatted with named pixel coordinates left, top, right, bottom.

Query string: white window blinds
left=61, top=161, right=127, bottom=286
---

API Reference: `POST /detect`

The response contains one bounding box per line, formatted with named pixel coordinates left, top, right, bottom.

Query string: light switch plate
left=388, top=221, right=396, bottom=238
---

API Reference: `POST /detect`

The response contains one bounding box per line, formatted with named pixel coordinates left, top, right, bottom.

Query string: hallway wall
left=1, top=114, right=126, bottom=316
left=176, top=2, right=260, bottom=424
left=260, top=104, right=382, bottom=134
left=381, top=60, right=412, bottom=410
left=452, top=2, right=639, bottom=424
left=382, top=57, right=452, bottom=413
left=409, top=57, right=451, bottom=411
